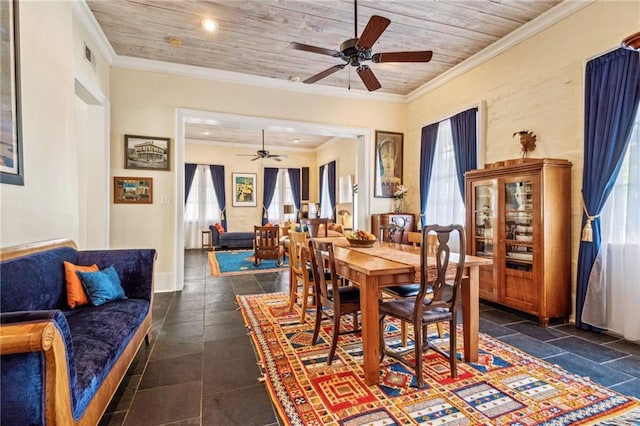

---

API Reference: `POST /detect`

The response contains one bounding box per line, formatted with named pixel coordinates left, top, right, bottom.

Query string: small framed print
left=124, top=134, right=170, bottom=171
left=114, top=177, right=153, bottom=204
left=232, top=173, right=257, bottom=207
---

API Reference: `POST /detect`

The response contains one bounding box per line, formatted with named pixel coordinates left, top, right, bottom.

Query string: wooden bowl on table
left=346, top=237, right=376, bottom=248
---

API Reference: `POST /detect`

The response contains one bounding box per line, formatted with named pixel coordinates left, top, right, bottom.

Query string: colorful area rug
left=238, top=292, right=640, bottom=425
left=208, top=250, right=287, bottom=276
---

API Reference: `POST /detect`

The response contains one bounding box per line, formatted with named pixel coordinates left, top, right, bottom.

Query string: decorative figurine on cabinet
left=513, top=130, right=537, bottom=158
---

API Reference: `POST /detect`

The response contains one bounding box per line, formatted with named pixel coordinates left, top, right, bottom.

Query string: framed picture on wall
left=0, top=0, right=24, bottom=185
left=124, top=134, right=170, bottom=171
left=114, top=177, right=153, bottom=204
left=232, top=173, right=257, bottom=207
left=374, top=130, right=403, bottom=198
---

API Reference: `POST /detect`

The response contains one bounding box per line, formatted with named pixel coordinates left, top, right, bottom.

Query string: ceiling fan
left=288, top=0, right=433, bottom=91
left=237, top=130, right=288, bottom=161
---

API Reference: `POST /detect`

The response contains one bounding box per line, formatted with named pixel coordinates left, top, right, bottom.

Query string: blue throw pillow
left=76, top=265, right=127, bottom=306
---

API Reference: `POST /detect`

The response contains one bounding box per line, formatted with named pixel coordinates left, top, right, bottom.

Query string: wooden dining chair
left=287, top=231, right=315, bottom=323
left=407, top=231, right=422, bottom=247
left=299, top=218, right=329, bottom=238
left=379, top=224, right=466, bottom=387
left=408, top=231, right=438, bottom=255
left=252, top=225, right=284, bottom=266
left=308, top=239, right=361, bottom=365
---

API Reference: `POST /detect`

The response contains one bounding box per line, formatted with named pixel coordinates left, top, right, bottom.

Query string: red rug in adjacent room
left=238, top=292, right=640, bottom=425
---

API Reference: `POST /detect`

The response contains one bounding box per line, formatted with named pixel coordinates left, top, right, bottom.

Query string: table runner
left=344, top=243, right=458, bottom=282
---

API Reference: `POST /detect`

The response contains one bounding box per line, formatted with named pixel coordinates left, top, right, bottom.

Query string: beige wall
left=405, top=0, right=639, bottom=315
left=185, top=142, right=317, bottom=230
left=110, top=68, right=405, bottom=288
left=0, top=1, right=79, bottom=247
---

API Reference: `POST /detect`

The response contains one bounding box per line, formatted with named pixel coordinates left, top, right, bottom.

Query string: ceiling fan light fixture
left=201, top=18, right=217, bottom=32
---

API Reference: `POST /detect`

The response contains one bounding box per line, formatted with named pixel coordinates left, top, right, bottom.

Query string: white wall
left=0, top=1, right=79, bottom=246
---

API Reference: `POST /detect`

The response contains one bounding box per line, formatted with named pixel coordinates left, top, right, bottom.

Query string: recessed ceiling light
left=201, top=18, right=217, bottom=32
left=203, top=131, right=210, bottom=136
left=168, top=37, right=182, bottom=47
left=293, top=139, right=300, bottom=143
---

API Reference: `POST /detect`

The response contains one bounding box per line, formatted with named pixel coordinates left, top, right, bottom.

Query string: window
left=267, top=169, right=294, bottom=223
left=598, top=107, right=639, bottom=340
left=184, top=165, right=219, bottom=248
left=424, top=119, right=466, bottom=227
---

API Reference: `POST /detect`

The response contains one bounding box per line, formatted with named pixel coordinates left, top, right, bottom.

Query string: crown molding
left=72, top=1, right=115, bottom=63
left=406, top=0, right=595, bottom=103
left=112, top=55, right=405, bottom=104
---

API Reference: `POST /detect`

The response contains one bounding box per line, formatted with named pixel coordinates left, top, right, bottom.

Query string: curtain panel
left=328, top=161, right=336, bottom=221
left=450, top=108, right=478, bottom=200
left=419, top=123, right=440, bottom=228
left=288, top=168, right=301, bottom=216
left=576, top=47, right=640, bottom=330
left=210, top=165, right=227, bottom=230
left=262, top=168, right=279, bottom=225
left=184, top=163, right=197, bottom=205
left=318, top=164, right=326, bottom=213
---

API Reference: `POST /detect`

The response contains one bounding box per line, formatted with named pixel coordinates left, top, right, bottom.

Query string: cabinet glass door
left=504, top=179, right=533, bottom=271
left=473, top=182, right=496, bottom=257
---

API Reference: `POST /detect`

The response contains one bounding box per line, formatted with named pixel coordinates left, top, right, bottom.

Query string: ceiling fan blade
left=357, top=15, right=390, bottom=50
left=288, top=42, right=341, bottom=57
left=303, top=64, right=346, bottom=84
left=372, top=50, right=433, bottom=63
left=357, top=65, right=381, bottom=91
left=250, top=156, right=260, bottom=161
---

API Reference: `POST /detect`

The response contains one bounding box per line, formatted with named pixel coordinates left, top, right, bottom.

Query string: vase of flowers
left=394, top=184, right=408, bottom=213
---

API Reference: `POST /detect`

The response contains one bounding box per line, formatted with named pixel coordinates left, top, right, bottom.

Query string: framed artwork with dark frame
left=124, top=134, right=170, bottom=171
left=374, top=130, right=403, bottom=198
left=1, top=0, right=24, bottom=185
left=114, top=177, right=153, bottom=204
left=232, top=173, right=257, bottom=207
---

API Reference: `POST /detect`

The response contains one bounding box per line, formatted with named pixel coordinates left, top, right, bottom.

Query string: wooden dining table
left=313, top=237, right=492, bottom=386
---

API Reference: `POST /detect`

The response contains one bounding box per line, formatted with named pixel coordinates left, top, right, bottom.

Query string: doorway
left=173, top=109, right=372, bottom=291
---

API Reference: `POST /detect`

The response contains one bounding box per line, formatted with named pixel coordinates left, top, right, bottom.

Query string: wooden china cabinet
left=465, top=158, right=572, bottom=326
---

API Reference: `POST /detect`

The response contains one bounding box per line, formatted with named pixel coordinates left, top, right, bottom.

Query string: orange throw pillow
left=215, top=223, right=225, bottom=234
left=64, top=261, right=98, bottom=308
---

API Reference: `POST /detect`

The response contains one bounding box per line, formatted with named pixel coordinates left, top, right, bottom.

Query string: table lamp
left=283, top=204, right=294, bottom=225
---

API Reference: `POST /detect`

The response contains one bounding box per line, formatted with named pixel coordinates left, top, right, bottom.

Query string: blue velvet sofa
left=0, top=239, right=156, bottom=425
left=210, top=225, right=254, bottom=249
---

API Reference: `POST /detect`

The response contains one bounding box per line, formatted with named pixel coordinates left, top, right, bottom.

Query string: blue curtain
left=451, top=108, right=478, bottom=201
left=184, top=163, right=197, bottom=205
left=419, top=123, right=440, bottom=227
left=288, top=168, right=301, bottom=216
left=576, top=47, right=640, bottom=330
left=327, top=161, right=336, bottom=220
left=262, top=168, right=279, bottom=225
left=209, top=165, right=227, bottom=231
left=318, top=164, right=326, bottom=213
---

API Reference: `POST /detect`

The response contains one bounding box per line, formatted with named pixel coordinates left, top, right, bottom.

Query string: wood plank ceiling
left=87, top=0, right=561, bottom=150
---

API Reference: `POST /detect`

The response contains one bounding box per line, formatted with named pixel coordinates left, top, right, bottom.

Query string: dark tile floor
left=100, top=249, right=640, bottom=425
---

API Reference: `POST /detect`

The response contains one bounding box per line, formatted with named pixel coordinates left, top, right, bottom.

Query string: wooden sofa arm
left=0, top=321, right=57, bottom=354
left=0, top=320, right=75, bottom=425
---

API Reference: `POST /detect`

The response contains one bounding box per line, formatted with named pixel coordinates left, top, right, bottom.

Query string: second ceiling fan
left=289, top=0, right=433, bottom=91
left=237, top=130, right=288, bottom=161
